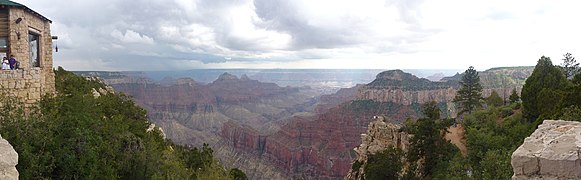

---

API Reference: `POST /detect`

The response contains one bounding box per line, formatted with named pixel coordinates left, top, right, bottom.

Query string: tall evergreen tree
left=522, top=56, right=568, bottom=120
left=406, top=101, right=456, bottom=178
left=509, top=88, right=520, bottom=103
left=454, top=66, right=483, bottom=115
left=561, top=53, right=579, bottom=79
left=485, top=90, right=504, bottom=107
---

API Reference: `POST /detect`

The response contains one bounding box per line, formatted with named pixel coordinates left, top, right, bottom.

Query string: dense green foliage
left=454, top=66, right=484, bottom=115
left=0, top=67, right=243, bottom=179
left=509, top=88, right=520, bottom=103
left=485, top=90, right=504, bottom=107
left=228, top=168, right=248, bottom=180
left=463, top=104, right=533, bottom=179
left=364, top=146, right=404, bottom=180
left=406, top=101, right=457, bottom=179
left=521, top=56, right=569, bottom=120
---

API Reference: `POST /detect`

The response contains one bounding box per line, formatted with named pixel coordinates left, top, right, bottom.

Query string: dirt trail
left=445, top=124, right=467, bottom=156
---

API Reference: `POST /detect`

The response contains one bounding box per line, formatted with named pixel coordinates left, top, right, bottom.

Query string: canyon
left=78, top=67, right=533, bottom=179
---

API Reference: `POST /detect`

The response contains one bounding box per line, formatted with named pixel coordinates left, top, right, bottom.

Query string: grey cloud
left=253, top=0, right=364, bottom=49
left=252, top=0, right=435, bottom=52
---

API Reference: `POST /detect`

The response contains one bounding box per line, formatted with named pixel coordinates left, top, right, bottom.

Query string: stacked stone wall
left=0, top=7, right=55, bottom=105
left=0, top=69, right=48, bottom=105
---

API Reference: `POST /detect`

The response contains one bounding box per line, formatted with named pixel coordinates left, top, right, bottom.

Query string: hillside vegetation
left=351, top=54, right=581, bottom=179
left=0, top=67, right=246, bottom=179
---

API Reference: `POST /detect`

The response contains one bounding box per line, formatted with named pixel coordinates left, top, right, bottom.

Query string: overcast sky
left=16, top=0, right=581, bottom=71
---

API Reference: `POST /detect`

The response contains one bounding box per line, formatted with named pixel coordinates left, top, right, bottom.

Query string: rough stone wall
left=0, top=134, right=18, bottom=180
left=0, top=7, right=55, bottom=105
left=345, top=116, right=410, bottom=180
left=511, top=120, right=581, bottom=180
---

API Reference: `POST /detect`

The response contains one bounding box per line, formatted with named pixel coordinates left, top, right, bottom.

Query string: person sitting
left=1, top=57, right=9, bottom=70
left=8, top=55, right=16, bottom=70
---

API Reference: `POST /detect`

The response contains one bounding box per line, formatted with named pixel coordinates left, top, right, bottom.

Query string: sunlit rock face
left=511, top=120, right=581, bottom=180
left=0, top=135, right=18, bottom=180
left=345, top=116, right=410, bottom=180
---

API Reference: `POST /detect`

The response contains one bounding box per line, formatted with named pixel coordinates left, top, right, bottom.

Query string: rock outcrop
left=0, top=135, right=18, bottom=180
left=511, top=120, right=581, bottom=180
left=345, top=116, right=410, bottom=180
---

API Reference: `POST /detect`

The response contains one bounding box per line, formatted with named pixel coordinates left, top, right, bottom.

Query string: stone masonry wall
left=511, top=120, right=581, bottom=179
left=0, top=69, right=45, bottom=104
left=0, top=7, right=55, bottom=105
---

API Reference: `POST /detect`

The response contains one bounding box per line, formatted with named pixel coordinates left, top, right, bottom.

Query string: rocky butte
left=511, top=120, right=581, bottom=179
left=357, top=67, right=533, bottom=117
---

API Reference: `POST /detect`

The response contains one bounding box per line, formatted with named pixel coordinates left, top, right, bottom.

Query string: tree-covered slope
left=0, top=67, right=246, bottom=179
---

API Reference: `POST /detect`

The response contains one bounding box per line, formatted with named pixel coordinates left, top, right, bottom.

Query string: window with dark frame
left=0, top=9, right=8, bottom=61
left=29, top=32, right=40, bottom=67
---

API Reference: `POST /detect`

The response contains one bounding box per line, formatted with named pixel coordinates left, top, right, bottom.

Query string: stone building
left=0, top=0, right=55, bottom=105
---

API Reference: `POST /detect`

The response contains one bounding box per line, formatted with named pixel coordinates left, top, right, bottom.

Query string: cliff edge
left=0, top=135, right=18, bottom=180
left=511, top=120, right=581, bottom=179
left=345, top=116, right=409, bottom=180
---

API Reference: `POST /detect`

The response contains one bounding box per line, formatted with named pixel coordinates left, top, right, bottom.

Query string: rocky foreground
left=512, top=120, right=581, bottom=179
left=0, top=135, right=18, bottom=180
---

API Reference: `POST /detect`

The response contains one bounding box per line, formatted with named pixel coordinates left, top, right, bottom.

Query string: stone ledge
left=511, top=120, right=581, bottom=180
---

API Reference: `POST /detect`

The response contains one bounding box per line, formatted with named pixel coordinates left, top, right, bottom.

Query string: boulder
left=511, top=120, right=581, bottom=179
left=0, top=135, right=18, bottom=180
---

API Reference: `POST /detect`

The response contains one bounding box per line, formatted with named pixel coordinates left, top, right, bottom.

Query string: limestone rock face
left=345, top=116, right=409, bottom=180
left=0, top=135, right=18, bottom=180
left=511, top=120, right=581, bottom=180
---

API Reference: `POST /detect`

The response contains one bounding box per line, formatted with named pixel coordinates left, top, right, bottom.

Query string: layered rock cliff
left=357, top=70, right=457, bottom=105
left=357, top=67, right=533, bottom=117
left=79, top=67, right=534, bottom=179
left=345, top=116, right=410, bottom=180
left=93, top=72, right=324, bottom=179
left=511, top=120, right=581, bottom=179
left=0, top=135, right=18, bottom=180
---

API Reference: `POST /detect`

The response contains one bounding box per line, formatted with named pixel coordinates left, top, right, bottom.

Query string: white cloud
left=111, top=29, right=154, bottom=45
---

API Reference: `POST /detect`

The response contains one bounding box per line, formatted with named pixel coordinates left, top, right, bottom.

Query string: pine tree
left=486, top=90, right=504, bottom=107
left=522, top=56, right=568, bottom=120
left=406, top=101, right=456, bottom=178
left=561, top=53, right=579, bottom=79
left=454, top=66, right=483, bottom=115
left=509, top=88, right=520, bottom=103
